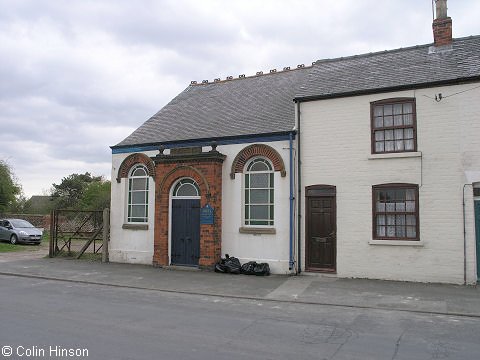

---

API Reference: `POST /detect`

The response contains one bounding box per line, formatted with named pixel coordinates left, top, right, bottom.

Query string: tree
left=51, top=172, right=103, bottom=209
left=79, top=180, right=111, bottom=210
left=0, top=160, right=22, bottom=213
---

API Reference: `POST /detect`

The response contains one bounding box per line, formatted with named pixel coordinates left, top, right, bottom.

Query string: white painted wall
left=300, top=83, right=480, bottom=284
left=110, top=151, right=157, bottom=265
left=218, top=141, right=293, bottom=274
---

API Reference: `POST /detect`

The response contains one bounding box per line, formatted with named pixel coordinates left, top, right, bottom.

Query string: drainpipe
left=296, top=100, right=302, bottom=274
left=289, top=132, right=294, bottom=270
left=463, top=184, right=472, bottom=285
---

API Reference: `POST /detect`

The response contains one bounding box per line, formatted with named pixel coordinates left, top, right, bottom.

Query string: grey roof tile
left=296, top=35, right=480, bottom=100
left=114, top=67, right=311, bottom=147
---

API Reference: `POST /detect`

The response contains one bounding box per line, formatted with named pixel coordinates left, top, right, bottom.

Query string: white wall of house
left=299, top=83, right=480, bottom=284
left=110, top=151, right=157, bottom=265
left=219, top=141, right=293, bottom=274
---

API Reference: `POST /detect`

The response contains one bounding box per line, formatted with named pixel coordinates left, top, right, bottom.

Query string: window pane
left=387, top=226, right=395, bottom=237
left=375, top=142, right=384, bottom=152
left=374, top=106, right=383, bottom=117
left=131, top=191, right=147, bottom=204
left=375, top=131, right=384, bottom=141
left=384, top=105, right=393, bottom=115
left=404, top=114, right=413, bottom=125
left=403, top=103, right=413, bottom=113
left=384, top=115, right=393, bottom=127
left=132, top=167, right=147, bottom=177
left=245, top=205, right=249, bottom=220
left=405, top=128, right=414, bottom=139
left=385, top=141, right=395, bottom=152
left=270, top=205, right=274, bottom=220
left=406, top=201, right=416, bottom=212
left=131, top=178, right=147, bottom=191
left=131, top=205, right=146, bottom=218
left=377, top=226, right=386, bottom=237
left=385, top=130, right=394, bottom=140
left=249, top=160, right=270, bottom=172
left=250, top=173, right=269, bottom=188
left=176, top=183, right=198, bottom=197
left=374, top=117, right=383, bottom=128
left=406, top=189, right=415, bottom=200
left=396, top=215, right=406, bottom=225
left=406, top=215, right=416, bottom=225
left=406, top=226, right=416, bottom=238
left=394, top=115, right=403, bottom=126
left=376, top=202, right=386, bottom=212
left=396, top=225, right=406, bottom=237
left=395, top=140, right=404, bottom=151
left=393, top=104, right=402, bottom=115
left=377, top=215, right=386, bottom=225
left=394, top=129, right=404, bottom=140
left=405, top=139, right=414, bottom=150
left=387, top=215, right=395, bottom=225
left=250, top=189, right=269, bottom=204
left=251, top=205, right=268, bottom=220
left=395, top=202, right=405, bottom=211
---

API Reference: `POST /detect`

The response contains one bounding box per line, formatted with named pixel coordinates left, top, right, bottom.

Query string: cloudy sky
left=0, top=0, right=479, bottom=197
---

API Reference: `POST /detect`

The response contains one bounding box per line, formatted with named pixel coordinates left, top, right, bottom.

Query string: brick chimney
left=432, top=0, right=452, bottom=47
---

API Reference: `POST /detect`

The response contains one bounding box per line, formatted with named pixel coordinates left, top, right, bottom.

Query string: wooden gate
left=49, top=209, right=109, bottom=259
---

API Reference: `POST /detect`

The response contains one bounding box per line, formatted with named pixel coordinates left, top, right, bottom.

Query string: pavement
left=0, top=251, right=479, bottom=317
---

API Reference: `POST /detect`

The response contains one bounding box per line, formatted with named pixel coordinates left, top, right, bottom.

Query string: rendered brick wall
left=299, top=84, right=480, bottom=284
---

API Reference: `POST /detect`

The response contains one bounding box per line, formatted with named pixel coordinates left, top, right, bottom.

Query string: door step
left=164, top=265, right=200, bottom=272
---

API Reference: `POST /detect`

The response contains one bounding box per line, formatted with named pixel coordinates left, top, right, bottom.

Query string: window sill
left=369, top=239, right=423, bottom=246
left=122, top=223, right=149, bottom=230
left=368, top=151, right=422, bottom=160
left=239, top=227, right=276, bottom=235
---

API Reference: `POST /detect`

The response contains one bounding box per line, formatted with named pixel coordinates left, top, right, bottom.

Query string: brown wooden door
left=306, top=186, right=336, bottom=272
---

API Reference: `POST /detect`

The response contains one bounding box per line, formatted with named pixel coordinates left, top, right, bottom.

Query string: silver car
left=0, top=219, right=43, bottom=245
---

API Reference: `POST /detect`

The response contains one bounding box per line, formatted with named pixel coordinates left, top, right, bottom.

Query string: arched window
left=244, top=158, right=274, bottom=226
left=173, top=178, right=200, bottom=197
left=127, top=164, right=149, bottom=223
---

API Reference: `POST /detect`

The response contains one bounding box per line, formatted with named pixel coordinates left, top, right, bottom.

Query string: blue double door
left=171, top=199, right=200, bottom=266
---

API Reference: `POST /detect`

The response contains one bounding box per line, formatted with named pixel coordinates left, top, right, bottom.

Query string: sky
left=0, top=0, right=479, bottom=197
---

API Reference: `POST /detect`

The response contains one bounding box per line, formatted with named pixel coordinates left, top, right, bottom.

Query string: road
left=1, top=275, right=479, bottom=360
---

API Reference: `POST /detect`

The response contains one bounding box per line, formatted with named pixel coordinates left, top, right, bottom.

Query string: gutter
left=293, top=76, right=480, bottom=103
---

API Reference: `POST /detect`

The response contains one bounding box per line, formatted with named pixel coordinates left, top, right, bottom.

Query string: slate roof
left=114, top=67, right=311, bottom=148
left=113, top=35, right=480, bottom=149
left=296, top=35, right=480, bottom=100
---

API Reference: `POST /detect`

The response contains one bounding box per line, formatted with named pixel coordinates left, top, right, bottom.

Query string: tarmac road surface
left=1, top=275, right=479, bottom=360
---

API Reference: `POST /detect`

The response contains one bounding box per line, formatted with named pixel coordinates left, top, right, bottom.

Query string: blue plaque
left=200, top=204, right=214, bottom=224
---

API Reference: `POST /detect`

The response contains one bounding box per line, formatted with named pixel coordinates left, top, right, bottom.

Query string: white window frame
left=243, top=157, right=274, bottom=227
left=126, top=164, right=149, bottom=223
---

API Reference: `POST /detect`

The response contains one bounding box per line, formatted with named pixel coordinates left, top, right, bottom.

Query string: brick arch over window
left=230, top=144, right=286, bottom=179
left=117, top=153, right=155, bottom=183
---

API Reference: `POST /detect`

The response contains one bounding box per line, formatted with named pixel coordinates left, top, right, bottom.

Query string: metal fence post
left=102, top=208, right=110, bottom=263
left=49, top=210, right=55, bottom=257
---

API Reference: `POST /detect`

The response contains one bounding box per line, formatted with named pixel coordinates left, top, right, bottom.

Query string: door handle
left=312, top=237, right=327, bottom=243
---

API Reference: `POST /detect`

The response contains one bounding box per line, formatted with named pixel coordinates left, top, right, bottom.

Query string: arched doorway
left=170, top=178, right=201, bottom=266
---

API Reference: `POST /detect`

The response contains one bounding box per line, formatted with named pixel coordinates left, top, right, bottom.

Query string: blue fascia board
left=111, top=132, right=296, bottom=154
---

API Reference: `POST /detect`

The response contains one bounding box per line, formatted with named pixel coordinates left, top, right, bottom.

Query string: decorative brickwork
left=152, top=152, right=225, bottom=269
left=230, top=144, right=286, bottom=179
left=433, top=17, right=452, bottom=47
left=117, top=153, right=155, bottom=183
